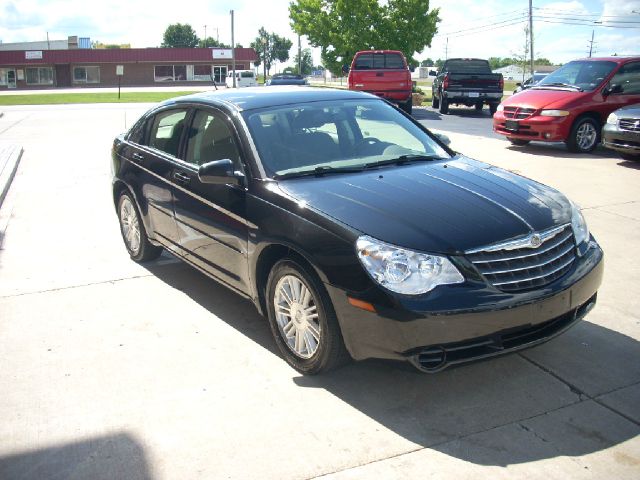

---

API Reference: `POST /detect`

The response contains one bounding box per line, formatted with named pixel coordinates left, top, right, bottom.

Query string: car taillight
left=499, top=77, right=504, bottom=90
left=443, top=73, right=449, bottom=89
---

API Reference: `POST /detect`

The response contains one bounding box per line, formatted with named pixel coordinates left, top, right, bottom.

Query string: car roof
left=569, top=56, right=640, bottom=63
left=163, top=86, right=376, bottom=112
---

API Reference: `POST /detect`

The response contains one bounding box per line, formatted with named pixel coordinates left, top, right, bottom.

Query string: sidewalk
left=0, top=143, right=23, bottom=207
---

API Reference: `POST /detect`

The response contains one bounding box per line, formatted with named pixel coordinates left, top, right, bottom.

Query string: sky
left=0, top=0, right=638, bottom=68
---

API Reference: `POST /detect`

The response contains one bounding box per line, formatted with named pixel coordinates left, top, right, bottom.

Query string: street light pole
left=230, top=10, right=236, bottom=88
left=529, top=0, right=534, bottom=77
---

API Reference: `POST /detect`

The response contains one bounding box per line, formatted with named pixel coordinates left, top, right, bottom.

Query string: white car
left=226, top=70, right=258, bottom=88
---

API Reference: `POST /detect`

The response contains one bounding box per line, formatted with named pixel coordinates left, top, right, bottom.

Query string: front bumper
left=602, top=123, right=640, bottom=155
left=493, top=112, right=571, bottom=142
left=326, top=239, right=603, bottom=371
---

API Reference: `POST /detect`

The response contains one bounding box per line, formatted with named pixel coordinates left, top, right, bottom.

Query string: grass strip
left=0, top=91, right=200, bottom=106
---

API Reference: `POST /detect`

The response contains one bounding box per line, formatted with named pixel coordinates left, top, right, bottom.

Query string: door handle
left=131, top=152, right=144, bottom=162
left=173, top=171, right=191, bottom=185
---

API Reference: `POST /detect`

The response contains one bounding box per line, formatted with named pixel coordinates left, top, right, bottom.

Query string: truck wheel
left=438, top=97, right=449, bottom=114
left=489, top=103, right=499, bottom=115
left=475, top=103, right=483, bottom=111
left=567, top=116, right=600, bottom=153
left=432, top=94, right=440, bottom=109
left=401, top=98, right=413, bottom=115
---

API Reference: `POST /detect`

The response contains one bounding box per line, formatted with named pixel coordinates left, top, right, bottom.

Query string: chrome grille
left=504, top=106, right=536, bottom=120
left=619, top=118, right=640, bottom=132
left=466, top=225, right=576, bottom=293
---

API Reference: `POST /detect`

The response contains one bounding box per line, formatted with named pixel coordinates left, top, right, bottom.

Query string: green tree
left=293, top=48, right=313, bottom=75
left=250, top=27, right=294, bottom=78
left=162, top=23, right=199, bottom=48
left=289, top=0, right=440, bottom=76
left=198, top=37, right=229, bottom=48
left=421, top=58, right=434, bottom=67
left=435, top=58, right=444, bottom=69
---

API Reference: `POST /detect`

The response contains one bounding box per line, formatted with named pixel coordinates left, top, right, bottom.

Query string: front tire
left=117, top=191, right=162, bottom=262
left=432, top=93, right=440, bottom=109
left=567, top=116, right=600, bottom=153
left=266, top=258, right=350, bottom=374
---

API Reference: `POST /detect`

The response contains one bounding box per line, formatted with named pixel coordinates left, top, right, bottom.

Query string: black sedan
left=266, top=74, right=308, bottom=86
left=602, top=103, right=640, bottom=161
left=111, top=87, right=603, bottom=374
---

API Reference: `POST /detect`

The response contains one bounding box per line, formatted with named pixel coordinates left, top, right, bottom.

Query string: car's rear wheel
left=489, top=103, right=499, bottom=115
left=401, top=98, right=413, bottom=115
left=475, top=103, right=483, bottom=111
left=266, top=258, right=350, bottom=374
left=508, top=139, right=530, bottom=146
left=438, top=96, right=449, bottom=114
left=567, top=116, right=600, bottom=153
left=117, top=191, right=162, bottom=262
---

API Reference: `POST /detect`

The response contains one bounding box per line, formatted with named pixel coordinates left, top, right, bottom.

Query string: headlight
left=540, top=110, right=570, bottom=117
left=606, top=112, right=618, bottom=125
left=496, top=104, right=504, bottom=112
left=356, top=236, right=464, bottom=295
left=571, top=202, right=589, bottom=245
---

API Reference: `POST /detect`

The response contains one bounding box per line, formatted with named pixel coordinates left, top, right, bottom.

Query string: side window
left=354, top=53, right=373, bottom=70
left=186, top=110, right=241, bottom=167
left=610, top=62, right=640, bottom=95
left=148, top=110, right=188, bottom=157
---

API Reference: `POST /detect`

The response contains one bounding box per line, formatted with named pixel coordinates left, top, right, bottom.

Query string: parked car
left=226, top=70, right=257, bottom=88
left=112, top=87, right=603, bottom=375
left=431, top=58, right=504, bottom=114
left=602, top=103, right=640, bottom=160
left=494, top=56, right=640, bottom=153
left=266, top=74, right=308, bottom=86
left=513, top=72, right=550, bottom=94
left=344, top=50, right=413, bottom=114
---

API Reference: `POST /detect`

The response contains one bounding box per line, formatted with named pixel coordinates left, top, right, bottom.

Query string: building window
left=26, top=67, right=54, bottom=85
left=0, top=68, right=8, bottom=86
left=73, top=66, right=100, bottom=84
left=154, top=65, right=187, bottom=82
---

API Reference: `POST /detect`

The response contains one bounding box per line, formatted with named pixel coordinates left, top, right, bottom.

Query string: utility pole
left=529, top=0, right=534, bottom=77
left=588, top=30, right=595, bottom=57
left=203, top=25, right=207, bottom=47
left=230, top=10, right=236, bottom=87
left=298, top=35, right=302, bottom=74
left=445, top=37, right=448, bottom=60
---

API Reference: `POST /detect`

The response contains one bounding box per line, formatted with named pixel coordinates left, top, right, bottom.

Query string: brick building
left=0, top=47, right=259, bottom=90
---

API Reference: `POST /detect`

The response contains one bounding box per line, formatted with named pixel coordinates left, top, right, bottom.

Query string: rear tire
left=401, top=98, right=413, bottom=115
left=508, top=139, right=530, bottom=146
left=265, top=258, right=350, bottom=375
left=438, top=97, right=449, bottom=114
left=475, top=103, right=483, bottom=111
left=117, top=191, right=163, bottom=262
left=567, top=116, right=600, bottom=153
left=432, top=93, right=440, bottom=109
left=489, top=103, right=499, bottom=115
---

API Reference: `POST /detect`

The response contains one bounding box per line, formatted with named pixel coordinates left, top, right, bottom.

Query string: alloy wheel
left=576, top=121, right=597, bottom=151
left=273, top=275, right=321, bottom=359
left=120, top=196, right=141, bottom=255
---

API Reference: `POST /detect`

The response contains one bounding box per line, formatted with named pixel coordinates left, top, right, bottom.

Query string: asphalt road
left=0, top=103, right=638, bottom=480
left=414, top=104, right=503, bottom=139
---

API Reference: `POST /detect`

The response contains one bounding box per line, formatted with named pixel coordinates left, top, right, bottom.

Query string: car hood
left=503, top=88, right=586, bottom=110
left=275, top=156, right=571, bottom=254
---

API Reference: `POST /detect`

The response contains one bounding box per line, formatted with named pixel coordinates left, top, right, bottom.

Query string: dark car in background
left=513, top=72, right=550, bottom=94
left=494, top=56, right=640, bottom=153
left=111, top=87, right=603, bottom=375
left=602, top=103, right=640, bottom=160
left=266, top=74, right=308, bottom=86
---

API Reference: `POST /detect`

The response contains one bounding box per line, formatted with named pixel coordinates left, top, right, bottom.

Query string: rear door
left=171, top=107, right=250, bottom=295
left=351, top=52, right=409, bottom=92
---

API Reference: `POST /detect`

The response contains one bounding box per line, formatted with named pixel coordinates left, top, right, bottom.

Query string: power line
left=534, top=18, right=640, bottom=28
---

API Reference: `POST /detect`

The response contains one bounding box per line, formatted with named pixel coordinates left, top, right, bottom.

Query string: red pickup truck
left=346, top=50, right=413, bottom=114
left=494, top=56, right=640, bottom=153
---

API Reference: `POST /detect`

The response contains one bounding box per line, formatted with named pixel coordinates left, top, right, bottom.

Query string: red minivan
left=493, top=56, right=640, bottom=153
left=347, top=50, right=413, bottom=114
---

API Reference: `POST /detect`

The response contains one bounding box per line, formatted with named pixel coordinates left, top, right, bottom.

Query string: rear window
left=241, top=71, right=254, bottom=78
left=445, top=60, right=491, bottom=74
left=353, top=53, right=406, bottom=70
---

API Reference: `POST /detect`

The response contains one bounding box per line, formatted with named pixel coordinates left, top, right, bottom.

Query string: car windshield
left=535, top=60, right=616, bottom=92
left=242, top=99, right=450, bottom=178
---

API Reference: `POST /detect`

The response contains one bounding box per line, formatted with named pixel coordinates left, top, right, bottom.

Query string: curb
left=0, top=145, right=24, bottom=208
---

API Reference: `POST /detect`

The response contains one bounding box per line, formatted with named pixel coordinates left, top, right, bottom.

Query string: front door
left=7, top=70, right=16, bottom=89
left=55, top=64, right=71, bottom=87
left=213, top=66, right=227, bottom=84
left=171, top=107, right=250, bottom=294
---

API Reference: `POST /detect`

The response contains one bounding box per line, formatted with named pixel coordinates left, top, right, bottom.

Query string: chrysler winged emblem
left=530, top=234, right=542, bottom=248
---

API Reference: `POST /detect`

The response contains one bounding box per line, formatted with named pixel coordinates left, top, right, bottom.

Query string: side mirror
left=429, top=70, right=437, bottom=76
left=604, top=83, right=623, bottom=95
left=516, top=82, right=522, bottom=87
left=409, top=65, right=415, bottom=73
left=434, top=133, right=451, bottom=146
left=198, top=159, right=242, bottom=185
left=342, top=64, right=350, bottom=75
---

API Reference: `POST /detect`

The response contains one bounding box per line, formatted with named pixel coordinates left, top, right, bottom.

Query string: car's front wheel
left=567, top=116, right=600, bottom=153
left=266, top=258, right=350, bottom=374
left=431, top=92, right=440, bottom=109
left=117, top=190, right=162, bottom=262
left=439, top=96, right=449, bottom=114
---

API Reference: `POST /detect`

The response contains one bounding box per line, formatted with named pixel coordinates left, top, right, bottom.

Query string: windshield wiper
left=274, top=165, right=364, bottom=179
left=363, top=154, right=445, bottom=169
left=534, top=82, right=583, bottom=92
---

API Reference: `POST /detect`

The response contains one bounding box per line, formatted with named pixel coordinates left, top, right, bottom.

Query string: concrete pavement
left=0, top=104, right=638, bottom=480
